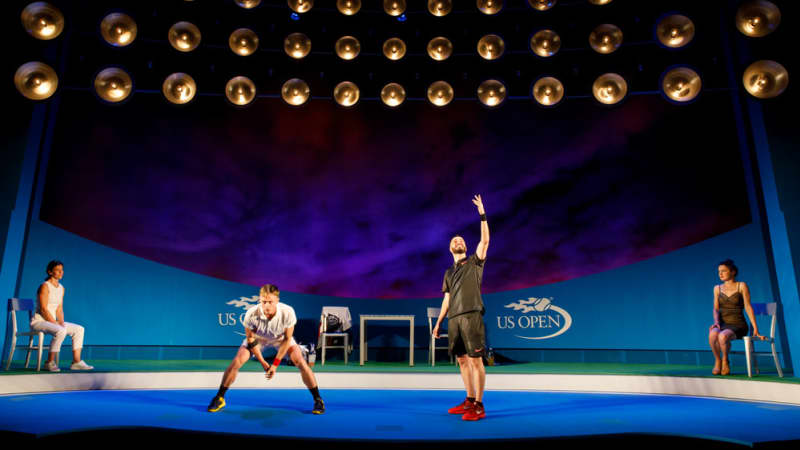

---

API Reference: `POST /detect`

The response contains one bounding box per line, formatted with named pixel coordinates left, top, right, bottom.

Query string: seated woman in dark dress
left=708, top=259, right=763, bottom=375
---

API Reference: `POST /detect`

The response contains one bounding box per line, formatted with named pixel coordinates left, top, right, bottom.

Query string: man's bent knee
left=232, top=348, right=250, bottom=365
left=468, top=355, right=484, bottom=367
left=288, top=346, right=307, bottom=368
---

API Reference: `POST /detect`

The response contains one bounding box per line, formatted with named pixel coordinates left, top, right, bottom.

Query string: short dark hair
left=718, top=259, right=738, bottom=277
left=45, top=260, right=63, bottom=280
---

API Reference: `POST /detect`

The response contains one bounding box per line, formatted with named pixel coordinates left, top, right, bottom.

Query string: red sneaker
left=448, top=399, right=475, bottom=414
left=462, top=403, right=485, bottom=421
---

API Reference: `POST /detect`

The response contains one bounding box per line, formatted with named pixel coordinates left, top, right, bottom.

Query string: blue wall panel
left=5, top=220, right=776, bottom=356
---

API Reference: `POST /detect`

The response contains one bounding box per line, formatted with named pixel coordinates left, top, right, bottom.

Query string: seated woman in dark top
left=708, top=259, right=763, bottom=375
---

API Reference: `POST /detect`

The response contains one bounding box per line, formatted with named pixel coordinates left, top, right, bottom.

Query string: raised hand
left=472, top=194, right=485, bottom=215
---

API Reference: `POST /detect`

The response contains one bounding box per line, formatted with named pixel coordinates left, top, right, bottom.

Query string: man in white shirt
left=208, top=284, right=324, bottom=414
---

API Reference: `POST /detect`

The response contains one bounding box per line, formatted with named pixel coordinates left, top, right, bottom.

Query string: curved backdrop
left=1, top=55, right=769, bottom=358
left=40, top=90, right=750, bottom=299
left=15, top=220, right=774, bottom=353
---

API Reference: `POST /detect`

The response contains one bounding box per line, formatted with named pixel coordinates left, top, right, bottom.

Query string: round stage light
left=528, top=0, right=556, bottom=11
left=100, top=13, right=137, bottom=47
left=169, top=21, right=201, bottom=52
left=384, top=0, right=406, bottom=16
left=662, top=67, right=701, bottom=103
left=282, top=78, right=310, bottom=105
left=530, top=29, right=561, bottom=57
left=477, top=0, right=503, bottom=15
left=21, top=2, right=64, bottom=40
left=588, top=0, right=612, bottom=4
left=94, top=67, right=133, bottom=103
left=736, top=1, right=780, bottom=37
left=477, top=80, right=506, bottom=107
left=656, top=15, right=695, bottom=48
left=337, top=0, right=361, bottom=15
left=163, top=73, right=197, bottom=105
left=532, top=77, right=564, bottom=106
left=589, top=24, right=623, bottom=54
left=235, top=0, right=261, bottom=8
left=226, top=76, right=256, bottom=106
left=477, top=34, right=505, bottom=60
left=427, top=81, right=454, bottom=107
left=335, top=36, right=360, bottom=60
left=592, top=73, right=627, bottom=105
left=14, top=62, right=58, bottom=100
left=284, top=33, right=311, bottom=59
left=427, top=37, right=453, bottom=61
left=334, top=81, right=360, bottom=107
left=229, top=28, right=259, bottom=56
left=428, top=0, right=452, bottom=16
left=381, top=83, right=406, bottom=107
left=743, top=60, right=788, bottom=99
left=288, top=0, right=313, bottom=13
left=383, top=38, right=407, bottom=61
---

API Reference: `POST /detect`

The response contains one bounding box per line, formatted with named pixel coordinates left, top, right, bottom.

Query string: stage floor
left=2, top=388, right=800, bottom=448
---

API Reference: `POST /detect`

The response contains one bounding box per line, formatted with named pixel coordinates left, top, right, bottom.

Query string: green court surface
left=2, top=360, right=794, bottom=383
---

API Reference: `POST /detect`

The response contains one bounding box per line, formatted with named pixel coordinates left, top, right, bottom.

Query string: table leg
left=410, top=317, right=414, bottom=367
left=360, top=316, right=365, bottom=366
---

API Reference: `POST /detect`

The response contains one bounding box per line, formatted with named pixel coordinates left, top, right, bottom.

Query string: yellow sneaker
left=207, top=396, right=226, bottom=412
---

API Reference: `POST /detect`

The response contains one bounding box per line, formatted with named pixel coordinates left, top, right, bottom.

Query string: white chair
left=741, top=302, right=783, bottom=378
left=318, top=306, right=351, bottom=365
left=428, top=307, right=452, bottom=367
left=3, top=298, right=46, bottom=371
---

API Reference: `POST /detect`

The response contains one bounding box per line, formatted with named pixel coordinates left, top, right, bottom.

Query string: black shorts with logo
left=448, top=311, right=486, bottom=358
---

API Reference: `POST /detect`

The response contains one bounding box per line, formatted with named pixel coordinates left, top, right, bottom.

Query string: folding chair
left=318, top=306, right=351, bottom=365
left=741, top=302, right=783, bottom=378
left=3, top=298, right=46, bottom=371
left=428, top=307, right=452, bottom=366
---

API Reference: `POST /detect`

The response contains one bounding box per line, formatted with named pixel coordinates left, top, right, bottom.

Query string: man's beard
left=452, top=247, right=466, bottom=254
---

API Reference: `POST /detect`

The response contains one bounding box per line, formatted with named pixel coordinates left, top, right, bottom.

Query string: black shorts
left=721, top=323, right=749, bottom=339
left=448, top=311, right=486, bottom=358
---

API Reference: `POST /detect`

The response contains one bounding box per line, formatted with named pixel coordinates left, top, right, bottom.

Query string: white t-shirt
left=242, top=302, right=297, bottom=348
left=32, top=281, right=63, bottom=323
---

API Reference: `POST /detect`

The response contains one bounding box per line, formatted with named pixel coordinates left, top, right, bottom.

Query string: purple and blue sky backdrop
left=41, top=91, right=750, bottom=298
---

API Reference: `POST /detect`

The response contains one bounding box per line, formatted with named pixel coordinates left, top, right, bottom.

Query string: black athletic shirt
left=442, top=254, right=485, bottom=318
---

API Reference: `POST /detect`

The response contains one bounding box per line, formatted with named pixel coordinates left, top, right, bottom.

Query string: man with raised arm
left=433, top=194, right=489, bottom=421
left=207, top=284, right=325, bottom=414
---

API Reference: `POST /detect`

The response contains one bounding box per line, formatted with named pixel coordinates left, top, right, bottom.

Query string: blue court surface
left=2, top=389, right=800, bottom=447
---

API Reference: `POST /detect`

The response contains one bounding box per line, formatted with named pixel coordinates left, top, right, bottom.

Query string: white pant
left=30, top=320, right=85, bottom=353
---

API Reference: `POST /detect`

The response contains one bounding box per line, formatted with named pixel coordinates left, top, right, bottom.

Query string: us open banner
left=497, top=297, right=573, bottom=340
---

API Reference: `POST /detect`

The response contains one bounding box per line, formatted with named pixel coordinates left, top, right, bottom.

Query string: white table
left=359, top=314, right=415, bottom=366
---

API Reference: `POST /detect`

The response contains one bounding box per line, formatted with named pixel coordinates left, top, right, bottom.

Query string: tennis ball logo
left=532, top=297, right=551, bottom=311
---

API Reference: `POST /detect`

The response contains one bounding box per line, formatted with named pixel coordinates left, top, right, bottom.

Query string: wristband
left=246, top=340, right=258, bottom=350
left=272, top=358, right=282, bottom=367
left=480, top=213, right=487, bottom=221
